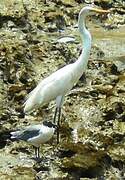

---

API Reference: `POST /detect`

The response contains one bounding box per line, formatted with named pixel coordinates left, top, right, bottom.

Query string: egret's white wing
left=38, top=69, right=75, bottom=104
left=24, top=63, right=74, bottom=112
left=25, top=64, right=71, bottom=100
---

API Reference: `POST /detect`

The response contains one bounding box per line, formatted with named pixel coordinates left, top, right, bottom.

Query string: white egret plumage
left=24, top=6, right=109, bottom=143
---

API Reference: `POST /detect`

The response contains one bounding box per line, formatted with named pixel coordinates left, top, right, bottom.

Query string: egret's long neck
left=76, top=12, right=92, bottom=71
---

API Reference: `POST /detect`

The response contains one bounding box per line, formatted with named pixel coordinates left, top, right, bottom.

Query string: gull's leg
left=33, top=147, right=41, bottom=162
left=34, top=147, right=40, bottom=159
left=37, top=147, right=40, bottom=159
left=34, top=147, right=37, bottom=158
left=57, top=107, right=61, bottom=144
left=53, top=107, right=58, bottom=124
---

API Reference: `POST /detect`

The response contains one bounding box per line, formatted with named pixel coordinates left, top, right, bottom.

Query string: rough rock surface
left=0, top=0, right=125, bottom=179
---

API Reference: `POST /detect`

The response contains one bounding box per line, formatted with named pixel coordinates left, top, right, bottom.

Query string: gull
left=11, top=121, right=56, bottom=160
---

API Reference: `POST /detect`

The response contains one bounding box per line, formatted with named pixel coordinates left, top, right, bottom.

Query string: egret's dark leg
left=57, top=107, right=61, bottom=144
left=55, top=96, right=64, bottom=143
left=53, top=107, right=58, bottom=123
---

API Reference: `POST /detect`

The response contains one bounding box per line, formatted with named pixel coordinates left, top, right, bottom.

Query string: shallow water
left=93, top=26, right=125, bottom=59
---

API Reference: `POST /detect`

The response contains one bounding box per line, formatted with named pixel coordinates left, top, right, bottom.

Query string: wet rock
left=0, top=154, right=36, bottom=179
left=58, top=142, right=109, bottom=179
left=108, top=144, right=125, bottom=161
left=44, top=11, right=66, bottom=31
left=94, top=0, right=113, bottom=8
left=61, top=143, right=106, bottom=168
left=60, top=0, right=77, bottom=7
left=8, top=84, right=25, bottom=94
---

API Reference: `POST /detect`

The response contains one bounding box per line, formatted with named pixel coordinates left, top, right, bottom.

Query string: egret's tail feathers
left=24, top=91, right=36, bottom=113
left=24, top=99, right=38, bottom=114
left=24, top=88, right=35, bottom=101
left=24, top=86, right=42, bottom=113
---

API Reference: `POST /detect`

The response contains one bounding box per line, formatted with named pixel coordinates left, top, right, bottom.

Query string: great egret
left=24, top=6, right=109, bottom=143
left=11, top=121, right=56, bottom=159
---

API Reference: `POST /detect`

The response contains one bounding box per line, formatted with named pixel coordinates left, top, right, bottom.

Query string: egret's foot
left=31, top=156, right=42, bottom=163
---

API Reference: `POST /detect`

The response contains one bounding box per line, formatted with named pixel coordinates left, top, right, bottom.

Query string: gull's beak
left=92, top=8, right=110, bottom=14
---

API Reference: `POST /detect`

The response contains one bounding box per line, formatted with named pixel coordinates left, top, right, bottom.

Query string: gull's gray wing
left=11, top=125, right=41, bottom=141
left=16, top=129, right=40, bottom=141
